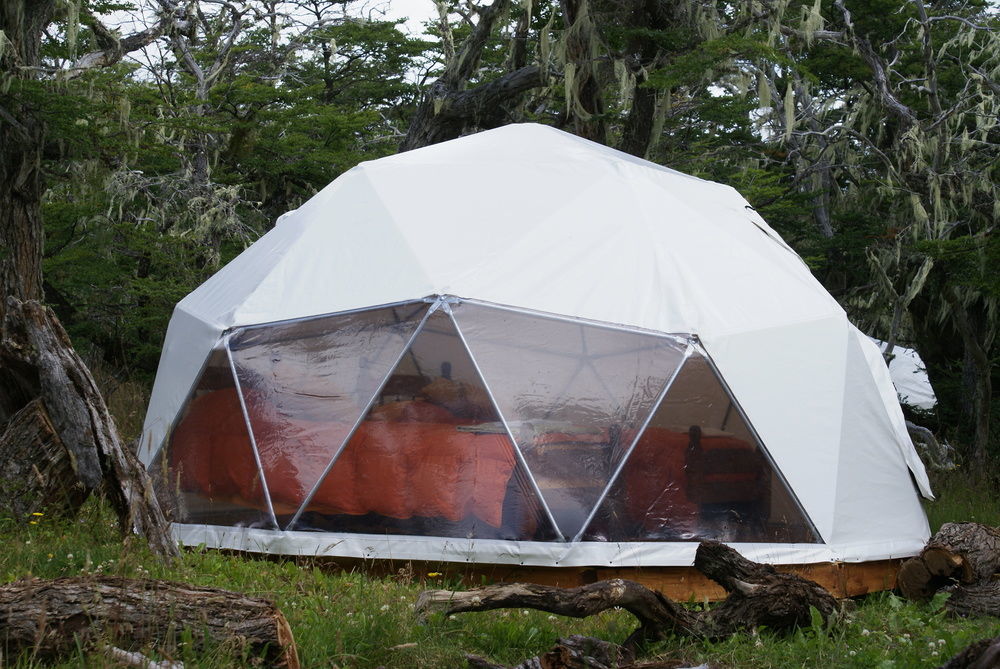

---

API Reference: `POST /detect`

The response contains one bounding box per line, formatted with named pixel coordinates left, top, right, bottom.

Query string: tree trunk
left=0, top=298, right=178, bottom=559
left=0, top=1, right=55, bottom=324
left=416, top=540, right=839, bottom=655
left=0, top=576, right=298, bottom=667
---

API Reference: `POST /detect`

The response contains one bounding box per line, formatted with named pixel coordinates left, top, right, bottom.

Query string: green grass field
left=2, top=465, right=998, bottom=668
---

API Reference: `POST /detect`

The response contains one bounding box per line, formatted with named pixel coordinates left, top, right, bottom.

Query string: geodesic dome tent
left=140, top=123, right=932, bottom=569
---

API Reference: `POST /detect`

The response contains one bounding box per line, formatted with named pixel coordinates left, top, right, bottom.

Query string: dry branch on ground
left=417, top=540, right=839, bottom=662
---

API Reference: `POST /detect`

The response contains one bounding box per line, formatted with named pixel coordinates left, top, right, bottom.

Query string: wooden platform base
left=278, top=554, right=903, bottom=601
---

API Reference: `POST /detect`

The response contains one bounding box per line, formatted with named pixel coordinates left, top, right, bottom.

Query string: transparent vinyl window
left=150, top=347, right=275, bottom=529
left=453, top=303, right=688, bottom=538
left=292, top=309, right=555, bottom=540
left=155, top=298, right=819, bottom=546
left=582, top=353, right=819, bottom=543
left=228, top=302, right=429, bottom=526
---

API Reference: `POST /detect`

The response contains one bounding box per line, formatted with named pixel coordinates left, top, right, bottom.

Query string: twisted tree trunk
left=0, top=299, right=178, bottom=559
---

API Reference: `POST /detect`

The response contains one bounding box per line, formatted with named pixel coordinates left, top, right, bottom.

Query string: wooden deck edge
left=274, top=554, right=904, bottom=601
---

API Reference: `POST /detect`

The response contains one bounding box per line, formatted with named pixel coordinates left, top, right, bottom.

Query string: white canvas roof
left=141, top=123, right=931, bottom=567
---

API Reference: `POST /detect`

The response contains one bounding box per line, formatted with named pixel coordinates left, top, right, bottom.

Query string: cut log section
left=416, top=541, right=839, bottom=653
left=0, top=576, right=298, bottom=667
left=899, top=522, right=1000, bottom=619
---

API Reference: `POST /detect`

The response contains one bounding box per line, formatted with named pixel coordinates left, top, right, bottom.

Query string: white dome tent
left=140, top=124, right=931, bottom=591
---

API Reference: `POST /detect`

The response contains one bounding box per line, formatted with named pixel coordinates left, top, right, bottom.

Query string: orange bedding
left=169, top=390, right=517, bottom=528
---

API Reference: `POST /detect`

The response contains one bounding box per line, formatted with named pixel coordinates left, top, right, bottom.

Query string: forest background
left=2, top=0, right=997, bottom=469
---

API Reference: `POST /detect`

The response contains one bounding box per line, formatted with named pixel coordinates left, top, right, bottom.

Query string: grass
left=3, top=474, right=998, bottom=668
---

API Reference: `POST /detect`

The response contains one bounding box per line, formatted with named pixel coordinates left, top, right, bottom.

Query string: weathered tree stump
left=0, top=298, right=177, bottom=558
left=898, top=522, right=1000, bottom=617
left=0, top=398, right=88, bottom=517
left=416, top=540, right=839, bottom=661
left=0, top=576, right=298, bottom=667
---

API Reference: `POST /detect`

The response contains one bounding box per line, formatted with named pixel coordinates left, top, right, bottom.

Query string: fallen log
left=416, top=541, right=839, bottom=655
left=0, top=576, right=299, bottom=667
left=898, top=522, right=1000, bottom=615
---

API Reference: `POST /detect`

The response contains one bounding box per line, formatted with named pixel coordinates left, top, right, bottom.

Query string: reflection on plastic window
left=227, top=303, right=429, bottom=527
left=582, top=353, right=819, bottom=543
left=453, top=303, right=688, bottom=538
left=291, top=309, right=556, bottom=540
left=151, top=347, right=275, bottom=529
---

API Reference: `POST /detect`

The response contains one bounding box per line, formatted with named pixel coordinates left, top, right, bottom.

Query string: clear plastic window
left=291, top=309, right=555, bottom=540
left=453, top=303, right=688, bottom=538
left=228, top=303, right=429, bottom=527
left=582, top=353, right=818, bottom=543
left=150, top=348, right=275, bottom=529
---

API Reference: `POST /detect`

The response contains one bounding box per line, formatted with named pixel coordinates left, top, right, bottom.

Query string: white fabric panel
left=856, top=330, right=934, bottom=498
left=703, top=317, right=849, bottom=543
left=831, top=331, right=931, bottom=545
left=172, top=524, right=927, bottom=567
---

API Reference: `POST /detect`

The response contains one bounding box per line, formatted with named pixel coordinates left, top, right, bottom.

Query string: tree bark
left=0, top=1, right=55, bottom=324
left=939, top=635, right=1000, bottom=669
left=416, top=540, right=839, bottom=656
left=0, top=398, right=88, bottom=518
left=899, top=522, right=1000, bottom=618
left=0, top=576, right=298, bottom=667
left=0, top=298, right=178, bottom=559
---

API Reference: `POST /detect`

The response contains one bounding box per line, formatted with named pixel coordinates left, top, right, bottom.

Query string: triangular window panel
left=227, top=302, right=429, bottom=528
left=582, top=352, right=819, bottom=543
left=452, top=303, right=688, bottom=539
left=290, top=309, right=557, bottom=540
left=150, top=347, right=276, bottom=529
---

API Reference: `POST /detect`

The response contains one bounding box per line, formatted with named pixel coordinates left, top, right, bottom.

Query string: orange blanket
left=169, top=390, right=516, bottom=528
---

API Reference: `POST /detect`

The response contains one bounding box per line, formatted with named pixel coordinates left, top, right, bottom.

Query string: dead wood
left=0, top=398, right=88, bottom=517
left=467, top=634, right=633, bottom=669
left=0, top=576, right=298, bottom=667
left=0, top=298, right=178, bottom=559
left=417, top=540, right=840, bottom=660
left=417, top=579, right=700, bottom=649
left=899, top=522, right=1000, bottom=612
left=942, top=580, right=1000, bottom=618
left=938, top=635, right=1000, bottom=669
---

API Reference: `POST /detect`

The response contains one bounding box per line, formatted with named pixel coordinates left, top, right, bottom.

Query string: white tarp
left=873, top=339, right=938, bottom=410
left=141, top=123, right=931, bottom=566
